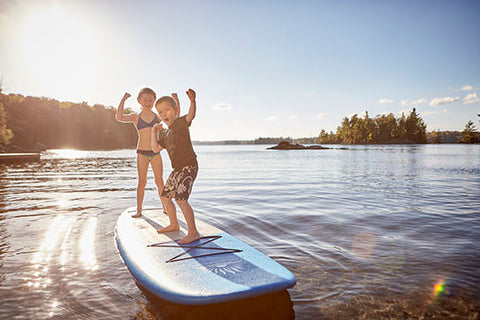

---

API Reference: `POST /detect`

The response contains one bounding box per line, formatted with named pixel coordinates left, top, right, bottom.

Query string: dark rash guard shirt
left=157, top=115, right=197, bottom=170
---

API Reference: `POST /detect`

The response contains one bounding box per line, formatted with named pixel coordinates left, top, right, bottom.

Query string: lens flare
left=434, top=282, right=444, bottom=295
left=433, top=279, right=449, bottom=298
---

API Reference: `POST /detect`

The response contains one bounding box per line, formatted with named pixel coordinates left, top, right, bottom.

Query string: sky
left=1, top=0, right=479, bottom=141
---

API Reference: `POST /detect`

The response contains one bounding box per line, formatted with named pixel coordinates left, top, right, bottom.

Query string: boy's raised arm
left=172, top=93, right=180, bottom=116
left=116, top=93, right=136, bottom=123
left=185, top=89, right=196, bottom=123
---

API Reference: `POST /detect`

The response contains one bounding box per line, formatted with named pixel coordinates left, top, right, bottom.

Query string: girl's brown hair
left=138, top=87, right=156, bottom=100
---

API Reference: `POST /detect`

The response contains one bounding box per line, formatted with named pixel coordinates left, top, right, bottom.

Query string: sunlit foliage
left=0, top=93, right=137, bottom=150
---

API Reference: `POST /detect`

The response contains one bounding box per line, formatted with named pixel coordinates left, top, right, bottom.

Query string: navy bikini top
left=137, top=113, right=159, bottom=130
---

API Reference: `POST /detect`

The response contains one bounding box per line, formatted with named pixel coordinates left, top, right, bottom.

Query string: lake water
left=0, top=144, right=479, bottom=319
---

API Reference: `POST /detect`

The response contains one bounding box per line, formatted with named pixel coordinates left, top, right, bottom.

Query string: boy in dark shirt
left=151, top=89, right=200, bottom=244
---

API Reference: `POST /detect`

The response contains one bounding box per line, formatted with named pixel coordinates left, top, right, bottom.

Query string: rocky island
left=267, top=141, right=330, bottom=150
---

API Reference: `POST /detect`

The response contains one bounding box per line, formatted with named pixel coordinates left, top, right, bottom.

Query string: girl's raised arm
left=115, top=93, right=137, bottom=123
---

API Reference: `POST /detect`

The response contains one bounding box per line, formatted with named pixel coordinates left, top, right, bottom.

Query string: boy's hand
left=122, top=93, right=131, bottom=101
left=171, top=93, right=178, bottom=100
left=186, top=89, right=196, bottom=101
left=153, top=123, right=163, bottom=132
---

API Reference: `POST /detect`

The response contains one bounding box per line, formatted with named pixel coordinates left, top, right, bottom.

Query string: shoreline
left=0, top=142, right=477, bottom=153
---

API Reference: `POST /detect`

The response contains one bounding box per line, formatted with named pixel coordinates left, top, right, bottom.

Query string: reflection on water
left=60, top=219, right=74, bottom=270
left=50, top=149, right=91, bottom=159
left=0, top=145, right=479, bottom=319
left=29, top=217, right=74, bottom=289
left=79, top=217, right=98, bottom=271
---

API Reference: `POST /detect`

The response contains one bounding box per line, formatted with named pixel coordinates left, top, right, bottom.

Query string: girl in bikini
left=116, top=88, right=179, bottom=218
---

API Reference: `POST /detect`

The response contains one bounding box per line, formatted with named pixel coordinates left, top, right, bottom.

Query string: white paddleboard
left=115, top=207, right=296, bottom=305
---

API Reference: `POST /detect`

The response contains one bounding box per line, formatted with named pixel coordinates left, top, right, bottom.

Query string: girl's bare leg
left=133, top=154, right=149, bottom=218
left=150, top=155, right=167, bottom=214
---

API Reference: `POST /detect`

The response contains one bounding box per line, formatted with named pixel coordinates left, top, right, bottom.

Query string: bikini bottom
left=137, top=149, right=159, bottom=162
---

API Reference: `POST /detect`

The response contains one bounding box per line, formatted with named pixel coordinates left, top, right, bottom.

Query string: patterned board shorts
left=161, top=164, right=198, bottom=201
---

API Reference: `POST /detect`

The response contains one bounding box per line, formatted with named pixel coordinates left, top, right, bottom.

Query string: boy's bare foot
left=131, top=212, right=142, bottom=218
left=179, top=231, right=201, bottom=244
left=157, top=224, right=180, bottom=233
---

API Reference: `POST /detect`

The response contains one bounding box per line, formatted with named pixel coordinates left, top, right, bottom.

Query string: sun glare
left=19, top=5, right=98, bottom=99
left=52, top=149, right=89, bottom=159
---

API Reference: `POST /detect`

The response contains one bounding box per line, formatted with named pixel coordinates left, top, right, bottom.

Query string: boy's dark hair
left=138, top=87, right=156, bottom=100
left=155, top=96, right=176, bottom=109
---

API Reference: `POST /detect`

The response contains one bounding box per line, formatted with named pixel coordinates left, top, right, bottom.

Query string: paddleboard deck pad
left=115, top=207, right=296, bottom=305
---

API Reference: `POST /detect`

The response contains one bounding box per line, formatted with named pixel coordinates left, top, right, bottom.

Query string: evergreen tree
left=397, top=113, right=407, bottom=139
left=459, top=120, right=478, bottom=143
left=405, top=108, right=427, bottom=143
left=374, top=113, right=397, bottom=142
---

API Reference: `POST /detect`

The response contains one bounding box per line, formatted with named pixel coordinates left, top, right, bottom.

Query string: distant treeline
left=0, top=92, right=478, bottom=151
left=318, top=109, right=427, bottom=144
left=0, top=92, right=137, bottom=151
left=317, top=109, right=478, bottom=144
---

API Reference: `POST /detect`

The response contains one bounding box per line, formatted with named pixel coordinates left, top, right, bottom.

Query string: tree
left=374, top=113, right=397, bottom=143
left=0, top=92, right=138, bottom=150
left=428, top=130, right=442, bottom=143
left=459, top=120, right=478, bottom=143
left=0, top=102, right=13, bottom=146
left=405, top=108, right=427, bottom=143
left=396, top=113, right=407, bottom=139
left=318, top=129, right=337, bottom=144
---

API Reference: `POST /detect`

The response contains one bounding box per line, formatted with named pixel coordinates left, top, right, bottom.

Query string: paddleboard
left=115, top=207, right=296, bottom=305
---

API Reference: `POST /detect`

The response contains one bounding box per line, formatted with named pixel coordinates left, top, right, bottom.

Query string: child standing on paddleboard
left=151, top=89, right=199, bottom=244
left=116, top=88, right=179, bottom=218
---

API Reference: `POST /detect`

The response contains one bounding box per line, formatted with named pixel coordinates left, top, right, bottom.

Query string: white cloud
left=266, top=115, right=278, bottom=121
left=379, top=99, right=394, bottom=104
left=449, top=85, right=477, bottom=92
left=316, top=113, right=328, bottom=119
left=429, top=96, right=459, bottom=107
left=212, top=103, right=233, bottom=110
left=402, top=98, right=427, bottom=106
left=463, top=92, right=480, bottom=104
left=417, top=98, right=428, bottom=104
left=423, top=109, right=448, bottom=116
left=289, top=115, right=299, bottom=120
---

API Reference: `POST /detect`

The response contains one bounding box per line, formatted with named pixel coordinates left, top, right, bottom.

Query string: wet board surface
left=114, top=207, right=296, bottom=305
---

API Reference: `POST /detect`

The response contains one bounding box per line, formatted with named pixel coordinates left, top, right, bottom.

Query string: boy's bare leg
left=157, top=196, right=180, bottom=232
left=133, top=154, right=149, bottom=218
left=176, top=200, right=200, bottom=244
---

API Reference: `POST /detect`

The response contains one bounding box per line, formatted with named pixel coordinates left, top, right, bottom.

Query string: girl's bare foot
left=179, top=231, right=201, bottom=244
left=131, top=212, right=142, bottom=218
left=157, top=224, right=180, bottom=233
